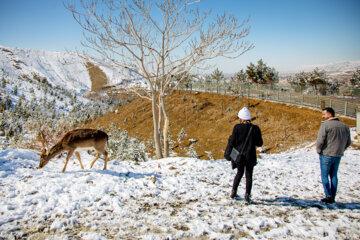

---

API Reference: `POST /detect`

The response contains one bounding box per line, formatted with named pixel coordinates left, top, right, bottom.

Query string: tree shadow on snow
left=257, top=197, right=360, bottom=210
left=118, top=171, right=162, bottom=179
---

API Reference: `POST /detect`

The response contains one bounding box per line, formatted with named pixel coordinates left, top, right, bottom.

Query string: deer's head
left=38, top=148, right=50, bottom=168
left=37, top=131, right=50, bottom=169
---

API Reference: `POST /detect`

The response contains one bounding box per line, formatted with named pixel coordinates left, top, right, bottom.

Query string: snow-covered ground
left=0, top=136, right=359, bottom=239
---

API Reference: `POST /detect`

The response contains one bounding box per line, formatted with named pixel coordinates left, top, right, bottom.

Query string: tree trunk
left=151, top=92, right=163, bottom=159
left=160, top=94, right=170, bottom=158
left=158, top=95, right=163, bottom=137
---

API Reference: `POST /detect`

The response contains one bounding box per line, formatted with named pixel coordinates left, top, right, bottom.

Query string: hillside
left=1, top=45, right=357, bottom=157
left=0, top=45, right=144, bottom=93
left=84, top=90, right=356, bottom=159
left=297, top=60, right=360, bottom=74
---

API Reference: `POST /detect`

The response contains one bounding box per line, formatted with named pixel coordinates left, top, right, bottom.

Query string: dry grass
left=83, top=90, right=356, bottom=159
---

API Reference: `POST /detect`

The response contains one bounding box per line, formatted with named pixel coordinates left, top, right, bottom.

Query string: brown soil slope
left=86, top=61, right=108, bottom=92
left=84, top=90, right=356, bottom=159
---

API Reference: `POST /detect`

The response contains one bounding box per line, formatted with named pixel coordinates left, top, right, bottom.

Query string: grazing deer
left=38, top=129, right=109, bottom=172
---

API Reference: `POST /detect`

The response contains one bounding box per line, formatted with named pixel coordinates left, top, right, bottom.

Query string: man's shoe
left=321, top=197, right=334, bottom=204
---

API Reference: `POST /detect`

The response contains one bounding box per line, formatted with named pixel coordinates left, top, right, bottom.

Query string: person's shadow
left=254, top=197, right=360, bottom=210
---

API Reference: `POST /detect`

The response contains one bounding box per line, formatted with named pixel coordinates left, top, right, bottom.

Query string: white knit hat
left=238, top=107, right=251, bottom=120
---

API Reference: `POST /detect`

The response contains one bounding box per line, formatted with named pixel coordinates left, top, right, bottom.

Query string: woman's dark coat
left=224, top=123, right=263, bottom=167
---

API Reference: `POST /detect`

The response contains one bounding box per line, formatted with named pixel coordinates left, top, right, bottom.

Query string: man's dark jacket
left=224, top=123, right=263, bottom=166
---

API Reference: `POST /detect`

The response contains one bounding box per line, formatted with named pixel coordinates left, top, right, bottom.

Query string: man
left=316, top=107, right=351, bottom=203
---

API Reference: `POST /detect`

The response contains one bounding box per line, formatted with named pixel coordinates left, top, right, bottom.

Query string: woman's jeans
left=319, top=155, right=341, bottom=198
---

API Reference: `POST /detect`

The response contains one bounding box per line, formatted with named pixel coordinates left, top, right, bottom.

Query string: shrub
left=106, top=124, right=147, bottom=162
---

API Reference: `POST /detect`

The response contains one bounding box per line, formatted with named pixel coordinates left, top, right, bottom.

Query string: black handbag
left=230, top=147, right=240, bottom=161
left=231, top=125, right=253, bottom=165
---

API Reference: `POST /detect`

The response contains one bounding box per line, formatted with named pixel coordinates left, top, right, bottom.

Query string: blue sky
left=0, top=0, right=359, bottom=73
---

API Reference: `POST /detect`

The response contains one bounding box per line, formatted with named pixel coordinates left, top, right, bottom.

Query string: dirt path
left=86, top=61, right=108, bottom=92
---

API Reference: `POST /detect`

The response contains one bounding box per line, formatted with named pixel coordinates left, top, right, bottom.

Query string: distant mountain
left=291, top=60, right=360, bottom=74
left=0, top=45, right=145, bottom=94
left=277, top=60, right=360, bottom=84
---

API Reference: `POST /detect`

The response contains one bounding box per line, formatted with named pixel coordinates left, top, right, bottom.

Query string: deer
left=38, top=129, right=109, bottom=172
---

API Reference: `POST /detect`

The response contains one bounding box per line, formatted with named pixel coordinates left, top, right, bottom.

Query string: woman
left=224, top=107, right=263, bottom=203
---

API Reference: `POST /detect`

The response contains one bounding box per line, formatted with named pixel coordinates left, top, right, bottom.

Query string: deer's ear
left=37, top=148, right=47, bottom=156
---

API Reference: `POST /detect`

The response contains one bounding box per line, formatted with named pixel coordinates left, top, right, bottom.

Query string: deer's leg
left=90, top=153, right=101, bottom=169
left=103, top=151, right=108, bottom=170
left=94, top=146, right=108, bottom=170
left=63, top=150, right=74, bottom=173
left=74, top=151, right=84, bottom=169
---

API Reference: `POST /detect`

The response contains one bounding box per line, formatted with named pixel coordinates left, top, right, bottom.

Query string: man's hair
left=322, top=107, right=335, bottom=117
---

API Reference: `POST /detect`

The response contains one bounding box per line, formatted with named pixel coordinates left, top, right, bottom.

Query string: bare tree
left=66, top=0, right=253, bottom=159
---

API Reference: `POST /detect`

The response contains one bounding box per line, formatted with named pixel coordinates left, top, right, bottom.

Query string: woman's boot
left=230, top=189, right=238, bottom=199
left=245, top=193, right=251, bottom=204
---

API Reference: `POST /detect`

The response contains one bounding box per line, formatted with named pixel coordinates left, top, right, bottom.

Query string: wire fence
left=179, top=82, right=360, bottom=118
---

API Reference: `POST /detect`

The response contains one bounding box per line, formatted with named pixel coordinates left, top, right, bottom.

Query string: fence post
left=317, top=95, right=320, bottom=107
left=277, top=89, right=280, bottom=101
left=320, top=100, right=326, bottom=109
left=345, top=102, right=348, bottom=116
left=357, top=106, right=360, bottom=143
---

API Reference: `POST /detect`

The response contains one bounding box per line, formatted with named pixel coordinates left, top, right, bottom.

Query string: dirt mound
left=84, top=90, right=356, bottom=159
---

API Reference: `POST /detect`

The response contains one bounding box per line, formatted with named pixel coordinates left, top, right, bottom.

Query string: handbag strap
left=240, top=125, right=253, bottom=154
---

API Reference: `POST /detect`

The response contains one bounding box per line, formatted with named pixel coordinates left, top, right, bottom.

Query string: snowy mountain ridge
left=0, top=45, right=143, bottom=94
left=289, top=60, right=360, bottom=74
left=2, top=45, right=359, bottom=89
left=0, top=46, right=138, bottom=149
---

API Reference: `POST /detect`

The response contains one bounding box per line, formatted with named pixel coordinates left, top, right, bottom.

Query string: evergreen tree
left=246, top=59, right=278, bottom=84
left=204, top=74, right=212, bottom=91
left=328, top=80, right=340, bottom=95
left=290, top=71, right=309, bottom=86
left=0, top=99, right=5, bottom=112
left=43, top=84, right=48, bottom=96
left=52, top=108, right=56, bottom=119
left=1, top=77, right=5, bottom=89
left=13, top=85, right=18, bottom=95
left=107, top=125, right=147, bottom=162
left=235, top=69, right=247, bottom=83
left=73, top=92, right=77, bottom=104
left=211, top=68, right=224, bottom=93
left=186, top=144, right=198, bottom=158
left=5, top=95, right=12, bottom=110
left=233, top=69, right=249, bottom=94
left=29, top=88, right=35, bottom=96
left=177, top=128, right=188, bottom=144
left=350, top=69, right=360, bottom=87
left=308, top=68, right=328, bottom=95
